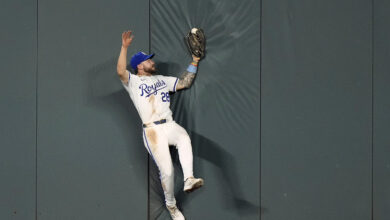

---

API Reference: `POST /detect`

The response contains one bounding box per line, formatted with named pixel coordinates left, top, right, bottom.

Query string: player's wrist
left=187, top=62, right=198, bottom=73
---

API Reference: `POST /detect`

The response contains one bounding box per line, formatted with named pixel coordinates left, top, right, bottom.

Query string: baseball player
left=117, top=30, right=204, bottom=220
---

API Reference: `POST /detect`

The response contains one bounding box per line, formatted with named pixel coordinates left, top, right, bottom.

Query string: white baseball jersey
left=122, top=70, right=179, bottom=124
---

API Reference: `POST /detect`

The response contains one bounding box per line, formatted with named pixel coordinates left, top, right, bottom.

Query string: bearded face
left=141, top=59, right=156, bottom=74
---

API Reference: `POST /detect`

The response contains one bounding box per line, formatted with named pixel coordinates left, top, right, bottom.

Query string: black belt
left=143, top=119, right=167, bottom=128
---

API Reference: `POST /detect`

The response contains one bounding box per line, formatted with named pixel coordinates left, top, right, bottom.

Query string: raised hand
left=122, top=30, right=134, bottom=48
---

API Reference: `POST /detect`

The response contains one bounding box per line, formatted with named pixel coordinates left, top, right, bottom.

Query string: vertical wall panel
left=150, top=0, right=260, bottom=219
left=261, top=0, right=372, bottom=220
left=0, top=0, right=37, bottom=219
left=373, top=0, right=390, bottom=219
left=37, top=0, right=149, bottom=219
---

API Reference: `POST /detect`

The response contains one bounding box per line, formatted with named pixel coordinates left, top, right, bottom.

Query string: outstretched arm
left=117, top=30, right=134, bottom=84
left=176, top=55, right=201, bottom=90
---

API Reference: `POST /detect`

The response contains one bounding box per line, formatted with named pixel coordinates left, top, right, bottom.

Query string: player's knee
left=177, top=135, right=191, bottom=147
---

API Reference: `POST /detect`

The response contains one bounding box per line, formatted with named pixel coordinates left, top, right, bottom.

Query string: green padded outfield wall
left=261, top=0, right=372, bottom=220
left=148, top=0, right=261, bottom=219
left=373, top=0, right=390, bottom=219
left=37, top=0, right=149, bottom=219
left=0, top=0, right=37, bottom=219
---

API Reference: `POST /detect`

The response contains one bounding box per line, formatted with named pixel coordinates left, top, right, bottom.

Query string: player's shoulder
left=151, top=74, right=167, bottom=81
left=130, top=71, right=144, bottom=81
left=127, top=70, right=137, bottom=77
left=154, top=74, right=177, bottom=80
left=122, top=70, right=141, bottom=87
left=152, top=73, right=164, bottom=78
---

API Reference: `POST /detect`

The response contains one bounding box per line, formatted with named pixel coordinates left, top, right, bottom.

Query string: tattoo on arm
left=177, top=71, right=196, bottom=90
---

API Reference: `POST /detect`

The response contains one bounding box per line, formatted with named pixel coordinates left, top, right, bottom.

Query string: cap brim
left=146, top=53, right=155, bottom=60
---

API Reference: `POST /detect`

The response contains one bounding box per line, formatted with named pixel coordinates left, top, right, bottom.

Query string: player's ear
left=137, top=63, right=143, bottom=71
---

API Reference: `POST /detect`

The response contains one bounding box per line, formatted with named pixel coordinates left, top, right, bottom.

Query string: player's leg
left=143, top=126, right=176, bottom=206
left=165, top=121, right=204, bottom=193
left=165, top=122, right=194, bottom=181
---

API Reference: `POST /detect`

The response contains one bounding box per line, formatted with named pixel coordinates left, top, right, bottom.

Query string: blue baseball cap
left=130, top=52, right=155, bottom=70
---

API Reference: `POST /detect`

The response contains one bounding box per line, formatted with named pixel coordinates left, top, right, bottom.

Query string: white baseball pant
left=142, top=120, right=194, bottom=206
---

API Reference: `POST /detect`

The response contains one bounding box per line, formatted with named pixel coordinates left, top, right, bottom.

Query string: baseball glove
left=185, top=28, right=206, bottom=59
